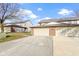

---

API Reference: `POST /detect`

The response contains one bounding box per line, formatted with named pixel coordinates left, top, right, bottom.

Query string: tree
left=0, top=3, right=19, bottom=32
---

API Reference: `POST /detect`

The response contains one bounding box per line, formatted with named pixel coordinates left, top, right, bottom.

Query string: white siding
left=15, top=27, right=25, bottom=32
left=62, top=21, right=78, bottom=24
left=33, top=28, right=49, bottom=36
left=4, top=27, right=11, bottom=32
left=0, top=27, right=11, bottom=32
left=77, top=21, right=79, bottom=24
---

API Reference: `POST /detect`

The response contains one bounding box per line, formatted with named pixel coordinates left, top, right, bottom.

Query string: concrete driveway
left=53, top=36, right=79, bottom=56
left=0, top=36, right=53, bottom=56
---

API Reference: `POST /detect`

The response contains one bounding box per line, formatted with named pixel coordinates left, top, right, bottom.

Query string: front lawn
left=0, top=32, right=32, bottom=43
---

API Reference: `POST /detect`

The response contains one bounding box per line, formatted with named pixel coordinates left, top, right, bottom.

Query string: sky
left=6, top=3, right=79, bottom=25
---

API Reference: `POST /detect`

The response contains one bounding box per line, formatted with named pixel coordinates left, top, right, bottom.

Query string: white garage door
left=33, top=28, right=49, bottom=36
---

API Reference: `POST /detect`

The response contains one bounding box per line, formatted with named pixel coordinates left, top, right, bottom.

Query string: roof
left=31, top=23, right=79, bottom=28
left=38, top=17, right=79, bottom=24
left=39, top=19, right=58, bottom=24
left=5, top=20, right=31, bottom=24
left=4, top=25, right=27, bottom=28
left=46, top=22, right=60, bottom=25
left=58, top=17, right=79, bottom=22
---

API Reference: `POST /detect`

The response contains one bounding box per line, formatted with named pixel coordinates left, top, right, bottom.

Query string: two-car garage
left=31, top=26, right=56, bottom=36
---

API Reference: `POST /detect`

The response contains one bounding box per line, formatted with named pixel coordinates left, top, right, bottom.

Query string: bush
left=6, top=35, right=11, bottom=38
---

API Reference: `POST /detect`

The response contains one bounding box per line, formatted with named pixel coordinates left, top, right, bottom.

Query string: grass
left=0, top=32, right=32, bottom=43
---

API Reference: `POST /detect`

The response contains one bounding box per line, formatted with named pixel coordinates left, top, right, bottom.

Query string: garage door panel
left=34, top=28, right=49, bottom=36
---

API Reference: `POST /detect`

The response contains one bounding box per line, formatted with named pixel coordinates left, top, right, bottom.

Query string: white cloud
left=58, top=8, right=74, bottom=16
left=37, top=8, right=43, bottom=11
left=18, top=9, right=38, bottom=19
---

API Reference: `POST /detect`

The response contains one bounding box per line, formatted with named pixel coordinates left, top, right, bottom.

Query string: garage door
left=33, top=28, right=49, bottom=36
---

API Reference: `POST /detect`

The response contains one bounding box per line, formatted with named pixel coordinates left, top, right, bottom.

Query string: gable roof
left=31, top=23, right=79, bottom=28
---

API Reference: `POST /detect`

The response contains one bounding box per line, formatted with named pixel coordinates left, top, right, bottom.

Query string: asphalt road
left=0, top=36, right=53, bottom=56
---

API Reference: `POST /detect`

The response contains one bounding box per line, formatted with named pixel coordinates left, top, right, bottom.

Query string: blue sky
left=18, top=3, right=79, bottom=25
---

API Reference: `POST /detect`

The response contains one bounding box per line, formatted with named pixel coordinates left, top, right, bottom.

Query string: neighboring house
left=31, top=17, right=79, bottom=36
left=38, top=19, right=58, bottom=26
left=38, top=17, right=79, bottom=26
left=14, top=20, right=33, bottom=32
left=58, top=17, right=79, bottom=24
left=4, top=25, right=27, bottom=32
left=0, top=20, right=32, bottom=32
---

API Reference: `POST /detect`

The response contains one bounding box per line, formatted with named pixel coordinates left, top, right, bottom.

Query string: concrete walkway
left=0, top=36, right=53, bottom=56
left=53, top=35, right=79, bottom=56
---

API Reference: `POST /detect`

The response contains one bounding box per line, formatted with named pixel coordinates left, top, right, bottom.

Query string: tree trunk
left=1, top=23, right=4, bottom=33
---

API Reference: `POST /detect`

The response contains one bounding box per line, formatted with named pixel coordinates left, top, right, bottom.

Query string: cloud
left=18, top=9, right=38, bottom=19
left=58, top=8, right=74, bottom=16
left=37, top=8, right=43, bottom=11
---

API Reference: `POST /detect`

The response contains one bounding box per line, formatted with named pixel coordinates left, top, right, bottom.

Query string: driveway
left=0, top=36, right=53, bottom=56
left=53, top=36, right=79, bottom=56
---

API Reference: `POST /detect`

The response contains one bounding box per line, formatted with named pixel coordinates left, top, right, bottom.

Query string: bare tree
left=0, top=3, right=19, bottom=32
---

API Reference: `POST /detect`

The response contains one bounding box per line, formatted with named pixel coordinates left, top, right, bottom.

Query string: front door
left=11, top=27, right=15, bottom=32
left=49, top=28, right=55, bottom=36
